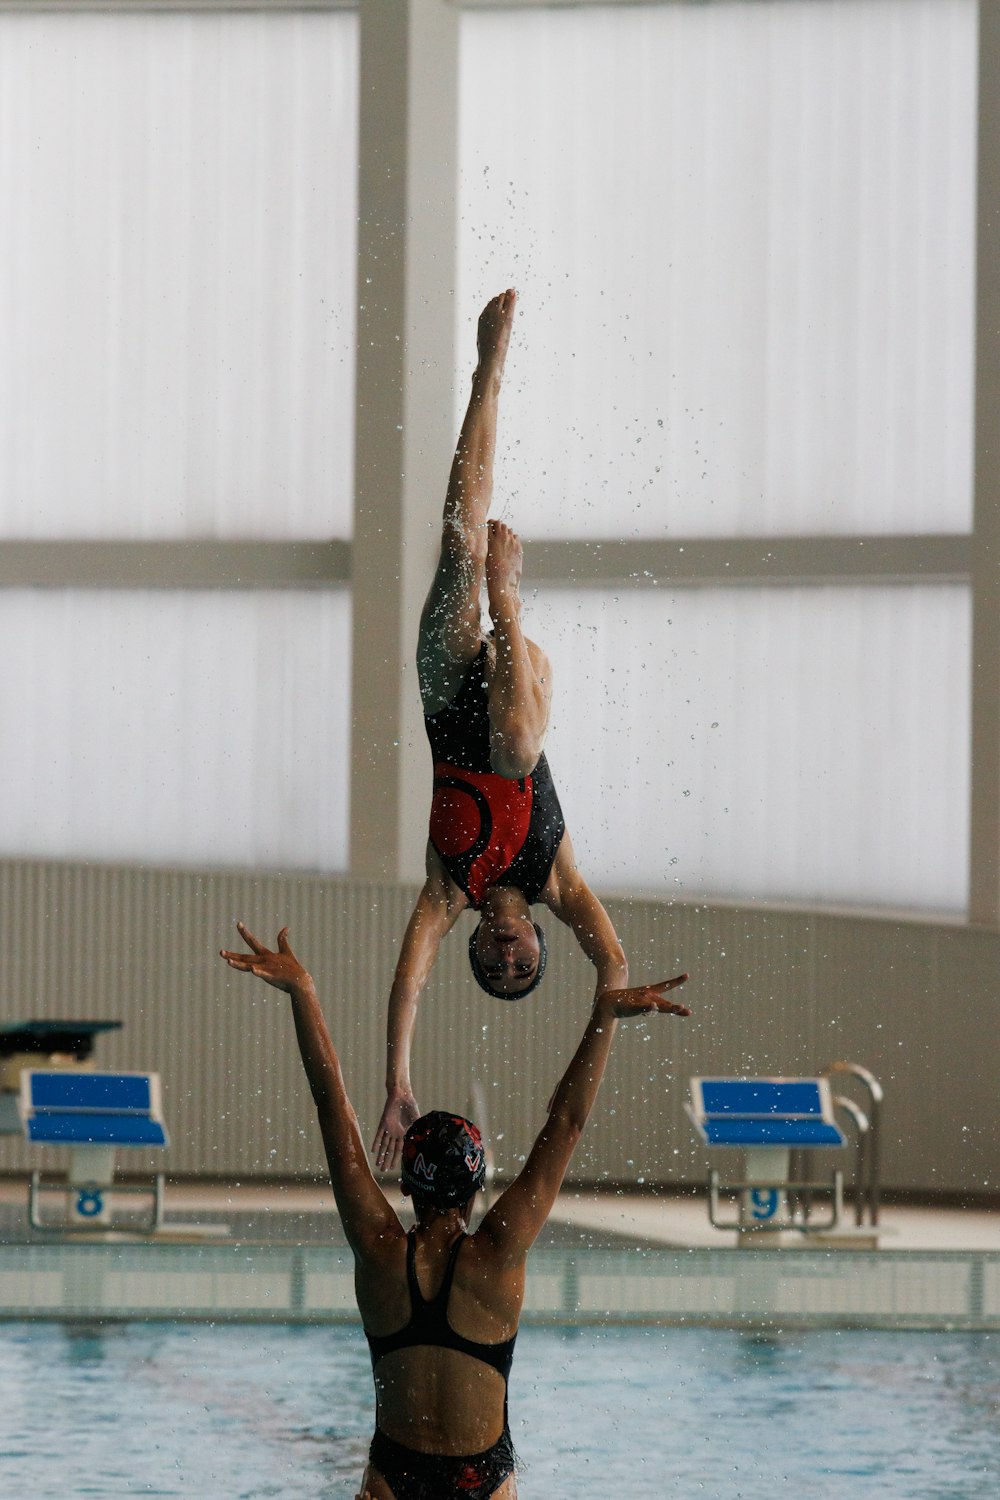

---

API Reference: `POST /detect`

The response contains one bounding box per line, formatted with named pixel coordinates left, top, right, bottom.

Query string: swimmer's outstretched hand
left=596, top=974, right=690, bottom=1020
left=372, top=1089, right=421, bottom=1173
left=219, top=922, right=312, bottom=996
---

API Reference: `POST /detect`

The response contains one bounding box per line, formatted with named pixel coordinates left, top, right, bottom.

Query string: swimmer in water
left=220, top=922, right=689, bottom=1500
left=374, top=289, right=646, bottom=1170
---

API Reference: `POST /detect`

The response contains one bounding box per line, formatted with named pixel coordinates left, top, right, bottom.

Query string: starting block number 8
left=75, top=1188, right=105, bottom=1218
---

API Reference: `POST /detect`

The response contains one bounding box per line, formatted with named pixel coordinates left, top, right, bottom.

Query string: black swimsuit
left=365, top=1231, right=518, bottom=1500
left=425, top=644, right=565, bottom=909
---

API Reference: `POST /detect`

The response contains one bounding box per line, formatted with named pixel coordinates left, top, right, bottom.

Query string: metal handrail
left=823, top=1063, right=883, bottom=1225
left=832, top=1095, right=870, bottom=1227
left=788, top=1095, right=869, bottom=1228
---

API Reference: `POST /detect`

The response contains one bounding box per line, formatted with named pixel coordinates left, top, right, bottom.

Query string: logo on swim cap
left=411, top=1153, right=437, bottom=1183
left=401, top=1112, right=486, bottom=1208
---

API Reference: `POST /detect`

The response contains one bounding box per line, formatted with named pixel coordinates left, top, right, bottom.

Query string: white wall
left=527, top=582, right=970, bottom=909
left=0, top=8, right=358, bottom=540
left=458, top=0, right=976, bottom=539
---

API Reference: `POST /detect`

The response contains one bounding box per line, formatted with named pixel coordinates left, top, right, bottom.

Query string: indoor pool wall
left=0, top=1241, right=998, bottom=1331
left=0, top=856, right=994, bottom=1200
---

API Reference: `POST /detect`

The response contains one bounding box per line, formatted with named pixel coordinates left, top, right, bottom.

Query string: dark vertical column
left=350, top=0, right=459, bottom=879
left=970, top=0, right=1000, bottom=924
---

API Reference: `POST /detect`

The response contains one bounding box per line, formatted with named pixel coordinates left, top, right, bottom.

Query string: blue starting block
left=687, top=1077, right=846, bottom=1239
left=20, top=1070, right=168, bottom=1232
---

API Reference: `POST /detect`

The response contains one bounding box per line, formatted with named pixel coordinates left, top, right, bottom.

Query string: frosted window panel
left=525, top=585, right=970, bottom=912
left=0, top=11, right=357, bottom=539
left=0, top=591, right=349, bottom=871
left=459, top=0, right=975, bottom=539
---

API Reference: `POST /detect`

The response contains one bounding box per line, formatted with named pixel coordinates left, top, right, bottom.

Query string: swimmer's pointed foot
left=486, top=519, right=524, bottom=615
left=477, top=288, right=517, bottom=383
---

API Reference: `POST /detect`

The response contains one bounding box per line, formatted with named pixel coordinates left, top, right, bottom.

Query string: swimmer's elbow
left=489, top=734, right=540, bottom=780
left=547, top=1110, right=585, bottom=1151
left=603, top=943, right=627, bottom=978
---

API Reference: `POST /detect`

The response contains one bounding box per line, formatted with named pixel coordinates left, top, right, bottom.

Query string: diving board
left=20, top=1070, right=168, bottom=1232
left=687, top=1077, right=846, bottom=1239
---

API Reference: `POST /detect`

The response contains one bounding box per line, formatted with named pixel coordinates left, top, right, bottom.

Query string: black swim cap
left=468, top=921, right=547, bottom=1000
left=401, top=1112, right=486, bottom=1208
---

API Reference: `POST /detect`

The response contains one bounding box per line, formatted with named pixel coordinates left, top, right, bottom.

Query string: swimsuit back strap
left=434, top=1232, right=467, bottom=1311
left=405, top=1228, right=466, bottom=1311
left=404, top=1227, right=422, bottom=1305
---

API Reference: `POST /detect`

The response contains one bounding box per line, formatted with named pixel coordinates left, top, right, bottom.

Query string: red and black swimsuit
left=425, top=644, right=565, bottom=909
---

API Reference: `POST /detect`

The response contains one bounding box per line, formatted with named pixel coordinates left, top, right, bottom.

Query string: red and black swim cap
left=401, top=1111, right=486, bottom=1208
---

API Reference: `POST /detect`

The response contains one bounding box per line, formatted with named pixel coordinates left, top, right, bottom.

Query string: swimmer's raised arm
left=541, top=829, right=629, bottom=994
left=219, top=923, right=398, bottom=1257
left=373, top=858, right=468, bottom=1172
left=477, top=975, right=690, bottom=1264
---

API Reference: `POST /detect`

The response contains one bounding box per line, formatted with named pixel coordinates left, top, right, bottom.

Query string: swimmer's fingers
left=372, top=1092, right=419, bottom=1170
left=276, top=926, right=301, bottom=961
left=220, top=922, right=275, bottom=972
left=219, top=949, right=259, bottom=971
left=219, top=924, right=310, bottom=994
left=601, top=975, right=686, bottom=1002
left=614, top=998, right=691, bottom=1018
left=599, top=976, right=691, bottom=1019
left=648, top=994, right=692, bottom=1018
left=372, top=1129, right=401, bottom=1173
left=645, top=973, right=690, bottom=1016
left=623, top=992, right=690, bottom=1018
left=235, top=920, right=267, bottom=954
left=219, top=948, right=279, bottom=983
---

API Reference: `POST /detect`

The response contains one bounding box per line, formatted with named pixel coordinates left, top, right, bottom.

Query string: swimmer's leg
left=485, top=520, right=552, bottom=778
left=417, top=289, right=516, bottom=715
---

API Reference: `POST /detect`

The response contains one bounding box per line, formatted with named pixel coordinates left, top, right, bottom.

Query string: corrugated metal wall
left=0, top=858, right=993, bottom=1196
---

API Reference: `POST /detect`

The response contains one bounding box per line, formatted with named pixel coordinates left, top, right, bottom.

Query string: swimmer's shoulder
left=354, top=1223, right=412, bottom=1330
left=460, top=1226, right=527, bottom=1315
left=424, top=842, right=470, bottom=910
left=535, top=827, right=576, bottom=912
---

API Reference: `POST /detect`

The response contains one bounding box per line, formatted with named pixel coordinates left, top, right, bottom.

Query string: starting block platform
left=687, top=1077, right=846, bottom=1239
left=20, top=1070, right=168, bottom=1233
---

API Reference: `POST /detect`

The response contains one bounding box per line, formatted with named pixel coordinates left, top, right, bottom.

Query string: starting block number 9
left=75, top=1188, right=105, bottom=1218
left=750, top=1188, right=779, bottom=1221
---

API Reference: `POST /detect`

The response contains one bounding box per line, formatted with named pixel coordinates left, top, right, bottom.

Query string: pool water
left=0, top=1322, right=996, bottom=1498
